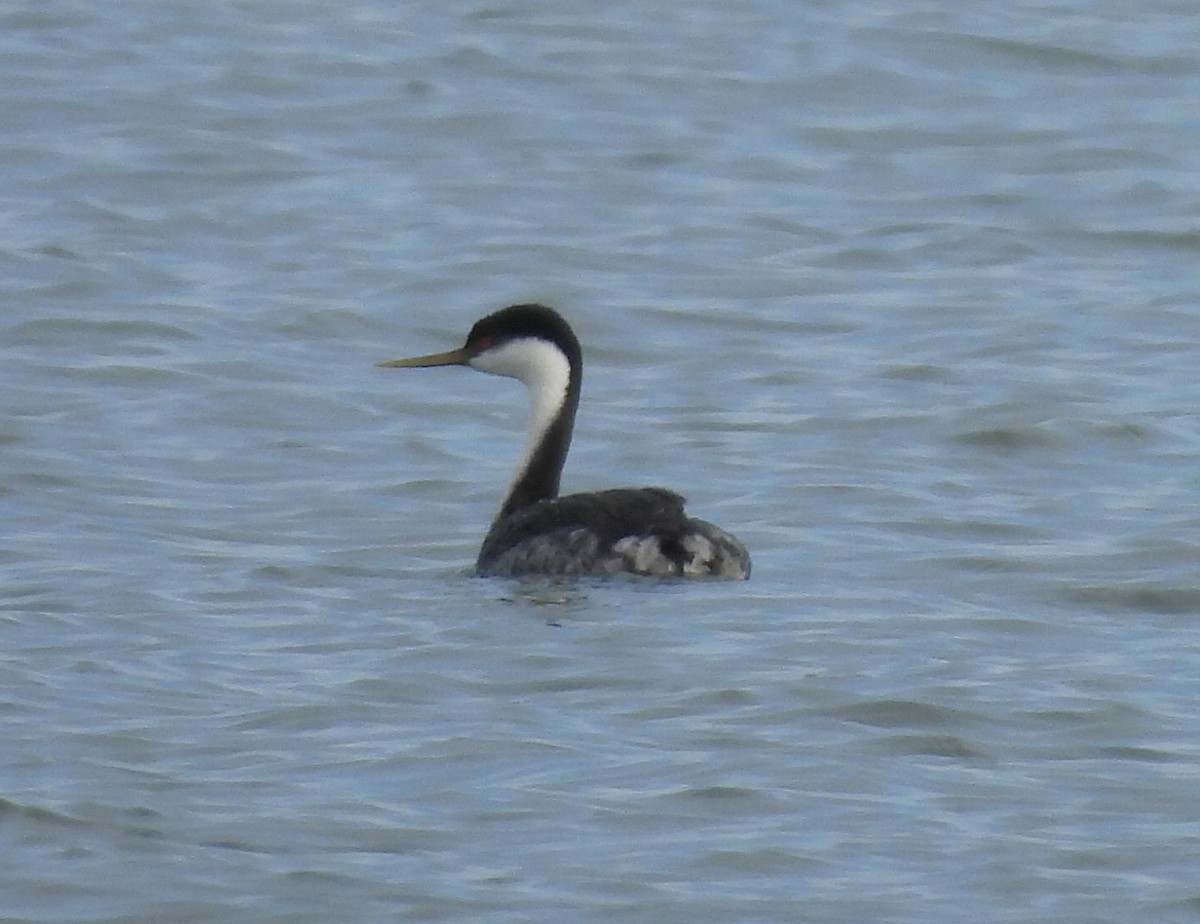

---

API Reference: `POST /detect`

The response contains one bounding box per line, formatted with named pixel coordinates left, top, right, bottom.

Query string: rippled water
left=4, top=2, right=1200, bottom=922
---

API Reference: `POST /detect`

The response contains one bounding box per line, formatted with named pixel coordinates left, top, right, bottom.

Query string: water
left=3, top=1, right=1200, bottom=921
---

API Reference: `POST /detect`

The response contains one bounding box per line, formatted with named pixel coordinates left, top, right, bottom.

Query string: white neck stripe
left=469, top=338, right=572, bottom=492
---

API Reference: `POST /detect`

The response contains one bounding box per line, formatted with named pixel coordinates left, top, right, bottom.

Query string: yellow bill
left=377, top=347, right=473, bottom=369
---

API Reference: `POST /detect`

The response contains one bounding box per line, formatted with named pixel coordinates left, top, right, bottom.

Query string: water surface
left=3, top=2, right=1200, bottom=922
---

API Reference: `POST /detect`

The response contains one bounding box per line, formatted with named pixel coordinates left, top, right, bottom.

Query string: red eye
left=475, top=337, right=491, bottom=351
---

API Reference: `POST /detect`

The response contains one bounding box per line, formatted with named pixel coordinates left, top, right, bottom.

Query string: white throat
left=469, top=337, right=572, bottom=490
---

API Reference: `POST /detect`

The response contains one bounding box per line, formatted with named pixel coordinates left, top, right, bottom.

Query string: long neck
left=495, top=352, right=581, bottom=522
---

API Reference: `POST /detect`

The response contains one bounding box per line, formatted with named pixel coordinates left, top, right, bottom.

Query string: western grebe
left=379, top=304, right=750, bottom=579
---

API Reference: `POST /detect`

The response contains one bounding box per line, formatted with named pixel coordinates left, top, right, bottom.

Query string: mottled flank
left=478, top=487, right=751, bottom=579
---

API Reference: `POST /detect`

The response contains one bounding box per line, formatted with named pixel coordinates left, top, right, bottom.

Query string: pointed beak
left=377, top=346, right=474, bottom=369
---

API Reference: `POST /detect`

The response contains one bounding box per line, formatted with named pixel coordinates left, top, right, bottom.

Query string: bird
left=378, top=304, right=750, bottom=579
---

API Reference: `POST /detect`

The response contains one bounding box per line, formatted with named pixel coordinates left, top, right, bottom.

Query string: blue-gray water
left=4, top=2, right=1200, bottom=922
